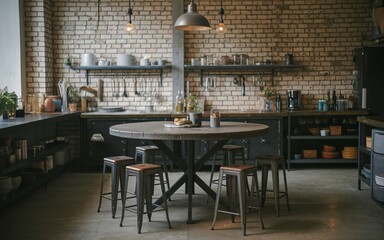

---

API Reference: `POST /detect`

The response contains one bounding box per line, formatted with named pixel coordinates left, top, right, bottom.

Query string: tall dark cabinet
left=354, top=47, right=384, bottom=115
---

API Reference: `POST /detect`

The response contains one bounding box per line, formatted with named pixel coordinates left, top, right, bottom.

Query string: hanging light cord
left=128, top=0, right=133, bottom=23
left=219, top=0, right=224, bottom=23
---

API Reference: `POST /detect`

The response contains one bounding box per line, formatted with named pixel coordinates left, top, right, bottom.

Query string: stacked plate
left=81, top=53, right=96, bottom=66
left=375, top=173, right=384, bottom=187
left=342, top=146, right=358, bottom=159
left=117, top=54, right=135, bottom=66
left=322, top=145, right=339, bottom=158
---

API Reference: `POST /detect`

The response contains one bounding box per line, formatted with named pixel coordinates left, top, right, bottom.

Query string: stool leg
left=250, top=169, right=264, bottom=229
left=120, top=168, right=130, bottom=227
left=261, top=165, right=268, bottom=207
left=161, top=154, right=171, bottom=199
left=238, top=172, right=246, bottom=236
left=97, top=163, right=107, bottom=212
left=145, top=174, right=154, bottom=221
left=281, top=160, right=291, bottom=211
left=211, top=170, right=224, bottom=230
left=206, top=153, right=218, bottom=202
left=271, top=161, right=280, bottom=217
left=111, top=164, right=119, bottom=219
left=137, top=172, right=145, bottom=234
left=158, top=172, right=172, bottom=229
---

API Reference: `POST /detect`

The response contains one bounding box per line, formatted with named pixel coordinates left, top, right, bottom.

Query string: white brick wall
left=24, top=0, right=373, bottom=111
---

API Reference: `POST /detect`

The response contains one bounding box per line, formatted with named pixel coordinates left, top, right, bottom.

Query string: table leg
left=150, top=139, right=229, bottom=224
left=187, top=140, right=195, bottom=223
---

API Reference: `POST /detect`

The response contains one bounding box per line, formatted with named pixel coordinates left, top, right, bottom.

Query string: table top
left=109, top=121, right=269, bottom=141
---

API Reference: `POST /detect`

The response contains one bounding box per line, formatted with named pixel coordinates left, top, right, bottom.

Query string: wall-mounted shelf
left=184, top=64, right=304, bottom=86
left=72, top=65, right=172, bottom=85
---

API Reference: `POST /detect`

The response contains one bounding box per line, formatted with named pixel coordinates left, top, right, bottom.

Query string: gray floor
left=0, top=168, right=383, bottom=240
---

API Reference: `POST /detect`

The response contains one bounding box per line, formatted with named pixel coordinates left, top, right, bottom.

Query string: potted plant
left=187, top=95, right=202, bottom=126
left=64, top=55, right=73, bottom=69
left=263, top=88, right=275, bottom=112
left=67, top=85, right=80, bottom=112
left=0, top=87, right=18, bottom=119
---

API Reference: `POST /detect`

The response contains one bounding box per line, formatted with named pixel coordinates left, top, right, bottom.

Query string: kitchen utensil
left=98, top=79, right=103, bottom=101
left=121, top=78, right=128, bottom=97
left=134, top=78, right=140, bottom=96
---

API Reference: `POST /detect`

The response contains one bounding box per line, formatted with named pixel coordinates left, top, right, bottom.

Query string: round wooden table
left=110, top=121, right=269, bottom=223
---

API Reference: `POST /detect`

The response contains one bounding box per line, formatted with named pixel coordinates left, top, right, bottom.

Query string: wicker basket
left=303, top=150, right=317, bottom=159
left=329, top=126, right=342, bottom=136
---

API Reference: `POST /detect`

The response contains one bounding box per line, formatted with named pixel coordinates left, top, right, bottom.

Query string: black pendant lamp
left=216, top=0, right=227, bottom=33
left=174, top=0, right=212, bottom=31
left=126, top=0, right=136, bottom=33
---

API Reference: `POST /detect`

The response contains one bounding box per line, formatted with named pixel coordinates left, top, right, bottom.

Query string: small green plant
left=264, top=88, right=276, bottom=99
left=64, top=56, right=73, bottom=68
left=187, top=95, right=201, bottom=113
left=0, top=87, right=18, bottom=115
left=67, top=85, right=80, bottom=103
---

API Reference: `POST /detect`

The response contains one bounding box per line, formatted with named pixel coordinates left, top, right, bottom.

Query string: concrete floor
left=0, top=168, right=383, bottom=240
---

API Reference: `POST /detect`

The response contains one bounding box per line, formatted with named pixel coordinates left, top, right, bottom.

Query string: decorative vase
left=264, top=99, right=273, bottom=112
left=189, top=112, right=202, bottom=127
left=68, top=103, right=77, bottom=112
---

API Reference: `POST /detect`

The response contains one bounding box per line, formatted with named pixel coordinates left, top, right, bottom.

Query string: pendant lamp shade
left=175, top=0, right=212, bottom=31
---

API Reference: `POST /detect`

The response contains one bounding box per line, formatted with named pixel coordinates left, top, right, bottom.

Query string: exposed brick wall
left=23, top=0, right=374, bottom=112
left=185, top=0, right=373, bottom=111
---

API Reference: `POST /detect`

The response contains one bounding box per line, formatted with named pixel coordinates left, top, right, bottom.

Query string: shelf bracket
left=85, top=70, right=90, bottom=85
left=200, top=69, right=204, bottom=86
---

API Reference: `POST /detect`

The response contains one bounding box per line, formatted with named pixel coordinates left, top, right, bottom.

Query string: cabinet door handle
left=260, top=138, right=268, bottom=144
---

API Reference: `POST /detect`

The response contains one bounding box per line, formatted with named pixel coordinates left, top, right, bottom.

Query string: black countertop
left=0, top=112, right=81, bottom=131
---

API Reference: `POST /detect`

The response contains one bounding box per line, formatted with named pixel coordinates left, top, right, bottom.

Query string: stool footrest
left=218, top=209, right=241, bottom=216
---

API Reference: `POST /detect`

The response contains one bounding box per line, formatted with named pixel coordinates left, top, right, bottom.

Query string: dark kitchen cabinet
left=0, top=113, right=80, bottom=210
left=287, top=110, right=368, bottom=169
left=81, top=117, right=171, bottom=170
left=193, top=117, right=284, bottom=165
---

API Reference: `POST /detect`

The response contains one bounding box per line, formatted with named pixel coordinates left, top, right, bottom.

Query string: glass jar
left=264, top=98, right=273, bottom=112
left=210, top=109, right=220, bottom=128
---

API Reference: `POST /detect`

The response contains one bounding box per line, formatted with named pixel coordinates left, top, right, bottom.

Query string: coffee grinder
left=287, top=90, right=301, bottom=110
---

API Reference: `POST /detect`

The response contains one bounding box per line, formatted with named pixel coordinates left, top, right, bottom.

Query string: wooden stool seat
left=126, top=163, right=162, bottom=172
left=221, top=165, right=256, bottom=172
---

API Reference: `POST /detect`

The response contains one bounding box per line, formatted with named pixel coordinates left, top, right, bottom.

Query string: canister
left=47, top=95, right=62, bottom=112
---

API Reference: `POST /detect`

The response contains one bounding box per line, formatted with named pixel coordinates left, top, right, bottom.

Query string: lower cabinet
left=193, top=117, right=284, bottom=165
left=0, top=113, right=80, bottom=210
left=82, top=117, right=171, bottom=169
left=287, top=111, right=367, bottom=169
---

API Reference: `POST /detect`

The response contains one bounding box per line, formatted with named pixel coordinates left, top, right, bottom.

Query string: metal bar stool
left=211, top=164, right=264, bottom=236
left=255, top=155, right=290, bottom=217
left=206, top=144, right=245, bottom=202
left=135, top=145, right=171, bottom=192
left=120, top=163, right=172, bottom=234
left=97, top=155, right=135, bottom=218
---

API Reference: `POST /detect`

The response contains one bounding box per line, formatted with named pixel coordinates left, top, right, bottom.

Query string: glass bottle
left=175, top=90, right=183, bottom=113
left=275, top=94, right=281, bottom=112
left=331, top=90, right=337, bottom=110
